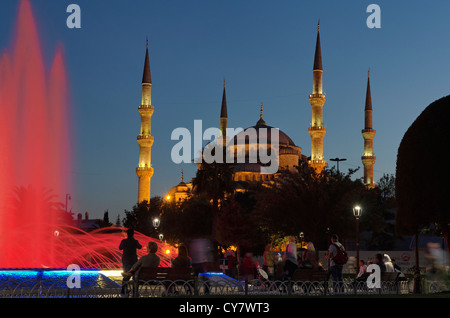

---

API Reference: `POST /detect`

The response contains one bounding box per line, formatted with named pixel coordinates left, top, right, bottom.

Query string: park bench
left=353, top=270, right=401, bottom=294
left=289, top=269, right=329, bottom=295
left=131, top=267, right=194, bottom=297
left=379, top=271, right=400, bottom=293
left=292, top=269, right=329, bottom=282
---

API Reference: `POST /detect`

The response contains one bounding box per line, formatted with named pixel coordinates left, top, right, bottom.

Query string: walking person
left=325, top=234, right=347, bottom=293
left=263, top=243, right=275, bottom=280
left=283, top=236, right=298, bottom=279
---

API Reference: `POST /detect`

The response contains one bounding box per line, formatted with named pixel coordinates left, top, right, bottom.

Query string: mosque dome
left=166, top=170, right=191, bottom=203
left=232, top=120, right=298, bottom=149
left=228, top=111, right=305, bottom=178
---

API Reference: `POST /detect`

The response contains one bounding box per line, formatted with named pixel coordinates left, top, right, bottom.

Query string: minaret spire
left=142, top=39, right=152, bottom=85
left=136, top=40, right=155, bottom=203
left=365, top=69, right=372, bottom=112
left=313, top=20, right=323, bottom=72
left=308, top=21, right=327, bottom=173
left=219, top=79, right=228, bottom=142
left=257, top=102, right=266, bottom=126
left=362, top=69, right=376, bottom=188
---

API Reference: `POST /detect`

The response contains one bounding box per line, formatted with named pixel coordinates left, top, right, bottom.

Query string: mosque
left=135, top=23, right=376, bottom=205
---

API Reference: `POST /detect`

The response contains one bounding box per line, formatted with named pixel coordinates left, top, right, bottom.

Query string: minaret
left=361, top=70, right=376, bottom=188
left=308, top=21, right=327, bottom=173
left=219, top=79, right=228, bottom=146
left=136, top=39, right=154, bottom=203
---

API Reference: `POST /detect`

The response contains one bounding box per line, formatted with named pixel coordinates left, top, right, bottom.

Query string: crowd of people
left=118, top=228, right=410, bottom=292
left=356, top=252, right=405, bottom=281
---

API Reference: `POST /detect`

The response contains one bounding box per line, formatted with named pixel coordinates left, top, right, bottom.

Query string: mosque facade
left=137, top=23, right=376, bottom=203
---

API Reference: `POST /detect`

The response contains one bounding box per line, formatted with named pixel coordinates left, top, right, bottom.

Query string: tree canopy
left=396, top=95, right=450, bottom=253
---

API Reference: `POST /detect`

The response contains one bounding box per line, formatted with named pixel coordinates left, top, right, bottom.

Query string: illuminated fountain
left=0, top=0, right=174, bottom=271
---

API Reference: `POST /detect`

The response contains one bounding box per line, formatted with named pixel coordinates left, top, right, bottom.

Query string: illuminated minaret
left=308, top=21, right=327, bottom=173
left=219, top=79, right=228, bottom=146
left=136, top=39, right=154, bottom=203
left=361, top=70, right=376, bottom=188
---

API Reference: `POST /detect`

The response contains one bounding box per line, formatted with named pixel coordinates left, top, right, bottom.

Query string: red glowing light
left=0, top=1, right=175, bottom=269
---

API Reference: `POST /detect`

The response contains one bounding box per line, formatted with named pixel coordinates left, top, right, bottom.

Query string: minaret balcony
left=309, top=93, right=326, bottom=99
left=361, top=155, right=376, bottom=165
left=362, top=129, right=376, bottom=140
left=309, top=94, right=326, bottom=107
left=137, top=135, right=154, bottom=147
left=308, top=126, right=326, bottom=138
left=138, top=105, right=154, bottom=116
left=136, top=166, right=154, bottom=178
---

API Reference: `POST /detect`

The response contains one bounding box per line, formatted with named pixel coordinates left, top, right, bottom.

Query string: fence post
left=245, top=278, right=248, bottom=295
left=288, top=278, right=292, bottom=296
left=194, top=276, right=198, bottom=296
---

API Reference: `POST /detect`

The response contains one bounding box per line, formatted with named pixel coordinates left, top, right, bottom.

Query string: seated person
left=301, top=242, right=320, bottom=270
left=122, top=241, right=160, bottom=278
left=172, top=244, right=192, bottom=269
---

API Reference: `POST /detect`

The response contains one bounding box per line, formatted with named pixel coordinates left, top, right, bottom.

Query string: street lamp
left=353, top=205, right=362, bottom=271
left=152, top=217, right=160, bottom=229
left=330, top=158, right=347, bottom=173
left=299, top=232, right=304, bottom=249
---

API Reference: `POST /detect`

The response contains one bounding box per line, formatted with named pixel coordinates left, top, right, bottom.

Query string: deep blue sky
left=1, top=0, right=450, bottom=221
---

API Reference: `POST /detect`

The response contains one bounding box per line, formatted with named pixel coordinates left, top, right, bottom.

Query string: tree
left=216, top=191, right=265, bottom=254
left=160, top=194, right=214, bottom=243
left=252, top=163, right=365, bottom=249
left=122, top=197, right=163, bottom=237
left=115, top=214, right=121, bottom=227
left=192, top=145, right=235, bottom=239
left=396, top=95, right=450, bottom=255
left=99, top=210, right=112, bottom=228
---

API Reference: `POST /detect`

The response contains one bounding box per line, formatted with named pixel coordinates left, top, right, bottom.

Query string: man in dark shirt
left=119, top=228, right=142, bottom=272
left=375, top=253, right=386, bottom=272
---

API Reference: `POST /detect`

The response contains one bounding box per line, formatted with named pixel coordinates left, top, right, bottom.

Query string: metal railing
left=0, top=276, right=424, bottom=298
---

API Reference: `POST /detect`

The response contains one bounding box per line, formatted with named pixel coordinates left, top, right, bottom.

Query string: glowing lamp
left=152, top=217, right=160, bottom=229
left=353, top=205, right=362, bottom=219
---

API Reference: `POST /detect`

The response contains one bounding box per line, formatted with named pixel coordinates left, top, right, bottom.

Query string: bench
left=354, top=271, right=401, bottom=294
left=130, top=267, right=194, bottom=297
left=292, top=269, right=328, bottom=282
left=380, top=271, right=401, bottom=293
left=288, top=269, right=329, bottom=295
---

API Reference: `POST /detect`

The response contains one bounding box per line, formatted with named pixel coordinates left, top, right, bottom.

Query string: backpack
left=332, top=243, right=348, bottom=265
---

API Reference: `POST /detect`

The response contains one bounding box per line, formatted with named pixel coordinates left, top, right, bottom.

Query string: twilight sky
left=1, top=0, right=450, bottom=221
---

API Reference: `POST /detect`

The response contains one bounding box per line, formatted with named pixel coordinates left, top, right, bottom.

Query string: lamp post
left=152, top=217, right=160, bottom=240
left=353, top=205, right=362, bottom=271
left=65, top=193, right=71, bottom=213
left=152, top=217, right=160, bottom=229
left=299, top=232, right=304, bottom=249
left=330, top=158, right=347, bottom=173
